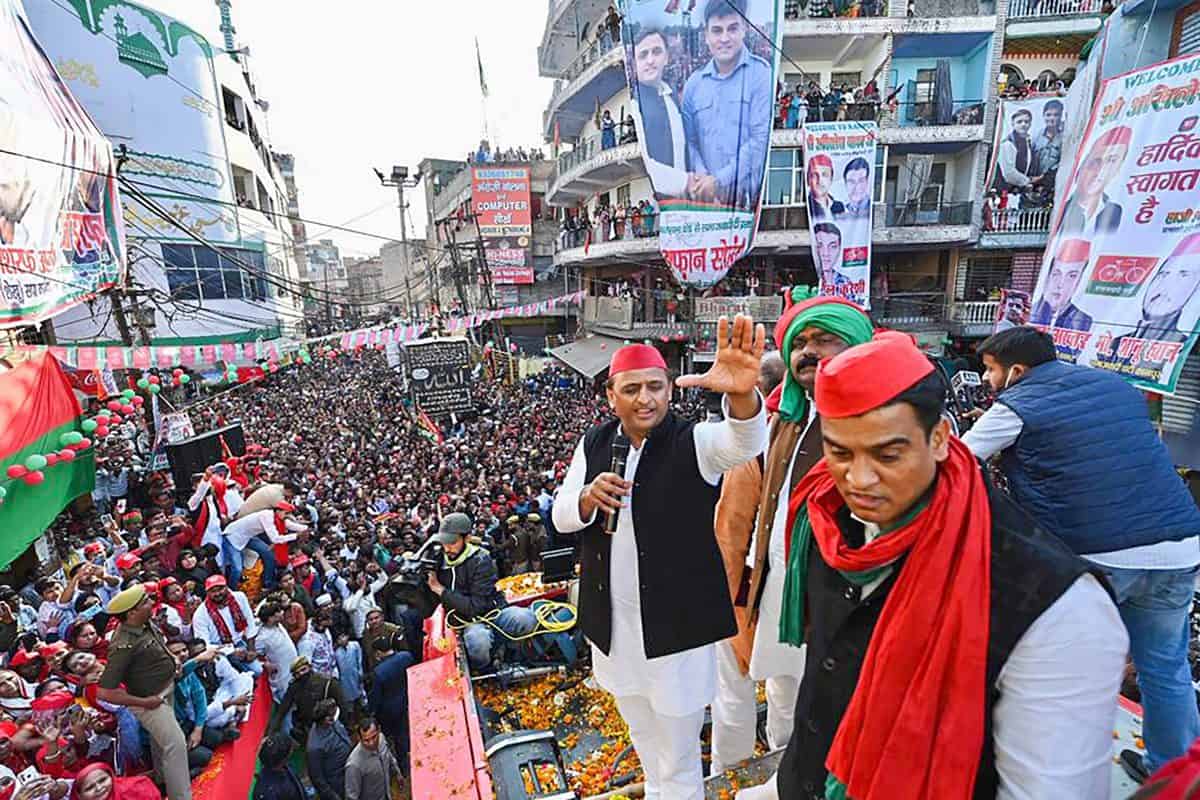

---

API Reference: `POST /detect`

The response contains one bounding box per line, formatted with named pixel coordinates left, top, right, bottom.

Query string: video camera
left=930, top=357, right=992, bottom=435
left=381, top=537, right=443, bottom=619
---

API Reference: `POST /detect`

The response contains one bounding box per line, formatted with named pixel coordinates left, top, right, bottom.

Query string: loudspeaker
left=166, top=423, right=246, bottom=491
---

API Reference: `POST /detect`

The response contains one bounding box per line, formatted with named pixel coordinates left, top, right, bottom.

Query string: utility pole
left=376, top=166, right=422, bottom=320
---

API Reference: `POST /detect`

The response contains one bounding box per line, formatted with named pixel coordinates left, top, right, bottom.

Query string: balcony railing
left=784, top=0, right=887, bottom=18
left=1008, top=0, right=1100, bottom=17
left=556, top=129, right=638, bottom=175
left=882, top=201, right=973, bottom=226
left=981, top=206, right=1052, bottom=233
left=950, top=299, right=1000, bottom=326
left=907, top=0, right=995, bottom=13
left=554, top=34, right=621, bottom=95
left=779, top=101, right=881, bottom=125
left=872, top=292, right=949, bottom=326
left=891, top=97, right=985, bottom=127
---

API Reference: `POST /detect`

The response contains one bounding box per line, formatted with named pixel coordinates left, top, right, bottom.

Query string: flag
left=475, top=38, right=489, bottom=99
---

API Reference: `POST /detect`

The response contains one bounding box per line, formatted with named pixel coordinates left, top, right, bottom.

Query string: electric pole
left=376, top=166, right=422, bottom=320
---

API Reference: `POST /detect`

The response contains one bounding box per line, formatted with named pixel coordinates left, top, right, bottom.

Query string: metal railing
left=908, top=0, right=995, bottom=13
left=1008, top=0, right=1100, bottom=17
left=881, top=201, right=973, bottom=226
left=777, top=101, right=881, bottom=125
left=950, top=299, right=1000, bottom=325
left=784, top=0, right=888, bottom=18
left=555, top=130, right=638, bottom=176
left=890, top=98, right=986, bottom=127
left=981, top=206, right=1052, bottom=233
left=555, top=33, right=621, bottom=93
left=872, top=292, right=949, bottom=326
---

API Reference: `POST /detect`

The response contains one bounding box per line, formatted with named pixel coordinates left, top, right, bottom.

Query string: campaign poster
left=993, top=289, right=1031, bottom=333
left=802, top=121, right=877, bottom=308
left=404, top=337, right=475, bottom=418
left=0, top=0, right=125, bottom=328
left=472, top=166, right=533, bottom=285
left=619, top=0, right=782, bottom=287
left=987, top=96, right=1066, bottom=202
left=1033, top=52, right=1200, bottom=393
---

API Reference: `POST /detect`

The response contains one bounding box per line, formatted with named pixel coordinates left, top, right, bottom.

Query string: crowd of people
left=775, top=80, right=883, bottom=127
left=466, top=140, right=546, bottom=165
left=557, top=199, right=659, bottom=250
left=1, top=350, right=669, bottom=800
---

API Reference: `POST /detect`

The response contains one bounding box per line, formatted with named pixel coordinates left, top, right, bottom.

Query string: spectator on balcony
left=805, top=154, right=845, bottom=221
left=995, top=108, right=1039, bottom=193
left=777, top=88, right=792, bottom=129
left=1030, top=238, right=1093, bottom=333
left=597, top=205, right=611, bottom=243
left=641, top=198, right=658, bottom=237
left=620, top=114, right=638, bottom=144
left=605, top=5, right=622, bottom=46
left=836, top=157, right=872, bottom=219
left=1060, top=125, right=1129, bottom=238
left=787, top=89, right=804, bottom=129
left=613, top=205, right=627, bottom=240
left=681, top=0, right=773, bottom=208
left=630, top=203, right=643, bottom=239
left=601, top=111, right=618, bottom=150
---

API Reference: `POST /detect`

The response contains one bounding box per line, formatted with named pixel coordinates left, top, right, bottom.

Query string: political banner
left=404, top=337, right=474, bottom=418
left=987, top=96, right=1066, bottom=200
left=803, top=121, right=877, bottom=308
left=0, top=0, right=125, bottom=328
left=993, top=289, right=1031, bottom=333
left=1034, top=52, right=1200, bottom=393
left=472, top=166, right=533, bottom=285
left=619, top=0, right=781, bottom=287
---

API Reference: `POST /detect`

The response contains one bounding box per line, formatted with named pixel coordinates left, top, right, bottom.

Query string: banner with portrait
left=472, top=166, right=533, bottom=285
left=1033, top=52, right=1200, bottom=393
left=986, top=96, right=1066, bottom=203
left=619, top=0, right=782, bottom=287
left=0, top=0, right=125, bottom=329
left=802, top=121, right=877, bottom=308
left=993, top=289, right=1031, bottom=334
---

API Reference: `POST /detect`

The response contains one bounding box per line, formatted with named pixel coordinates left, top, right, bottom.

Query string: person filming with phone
left=553, top=314, right=769, bottom=800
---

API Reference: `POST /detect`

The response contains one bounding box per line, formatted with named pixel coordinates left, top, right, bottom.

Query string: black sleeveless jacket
left=777, top=479, right=1103, bottom=800
left=577, top=413, right=736, bottom=657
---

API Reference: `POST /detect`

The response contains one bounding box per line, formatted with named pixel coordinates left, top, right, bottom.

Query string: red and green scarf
left=781, top=437, right=992, bottom=800
left=204, top=592, right=249, bottom=644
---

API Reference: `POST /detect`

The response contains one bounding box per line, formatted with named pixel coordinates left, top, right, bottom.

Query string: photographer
left=424, top=513, right=538, bottom=670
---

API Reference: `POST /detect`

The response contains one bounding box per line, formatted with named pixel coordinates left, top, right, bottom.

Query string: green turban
left=777, top=287, right=874, bottom=423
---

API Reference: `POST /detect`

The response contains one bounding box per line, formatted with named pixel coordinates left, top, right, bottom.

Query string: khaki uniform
left=100, top=622, right=192, bottom=800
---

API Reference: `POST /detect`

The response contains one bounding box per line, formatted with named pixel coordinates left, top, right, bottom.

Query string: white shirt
left=343, top=574, right=388, bottom=638
left=639, top=81, right=689, bottom=197
left=553, top=396, right=768, bottom=716
left=962, top=402, right=1200, bottom=569
left=191, top=590, right=259, bottom=646
left=254, top=622, right=298, bottom=701
left=222, top=509, right=303, bottom=551
left=187, top=482, right=223, bottom=551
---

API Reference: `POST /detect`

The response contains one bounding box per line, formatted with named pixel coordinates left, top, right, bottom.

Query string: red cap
left=1055, top=238, right=1091, bottom=264
left=608, top=344, right=667, bottom=377
left=30, top=690, right=74, bottom=712
left=815, top=332, right=934, bottom=419
left=83, top=542, right=104, bottom=555
left=8, top=649, right=37, bottom=667
left=1091, top=125, right=1132, bottom=149
left=275, top=502, right=296, bottom=513
left=289, top=553, right=310, bottom=568
left=115, top=553, right=141, bottom=570
left=0, top=722, right=17, bottom=739
left=773, top=292, right=868, bottom=350
left=204, top=574, right=227, bottom=591
left=157, top=576, right=177, bottom=589
left=37, top=641, right=67, bottom=661
left=142, top=581, right=160, bottom=596
left=808, top=153, right=833, bottom=172
left=1169, top=231, right=1200, bottom=259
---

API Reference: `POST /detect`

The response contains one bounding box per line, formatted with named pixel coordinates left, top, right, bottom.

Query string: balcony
left=882, top=201, right=973, bottom=226
left=872, top=292, right=950, bottom=330
left=978, top=206, right=1052, bottom=248
left=909, top=0, right=996, bottom=14
left=544, top=38, right=627, bottom=141
left=783, top=0, right=888, bottom=20
left=949, top=299, right=1000, bottom=336
left=1006, top=0, right=1104, bottom=38
left=547, top=136, right=643, bottom=205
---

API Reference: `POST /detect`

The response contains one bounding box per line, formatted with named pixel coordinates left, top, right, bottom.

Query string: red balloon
left=58, top=449, right=75, bottom=462
left=131, top=396, right=144, bottom=407
left=149, top=375, right=160, bottom=385
left=121, top=404, right=134, bottom=415
left=22, top=471, right=44, bottom=486
left=106, top=401, right=122, bottom=412
left=173, top=368, right=183, bottom=378
left=95, top=427, right=109, bottom=438
left=73, top=438, right=92, bottom=451
left=44, top=453, right=58, bottom=467
left=5, top=465, right=26, bottom=479
left=173, top=378, right=181, bottom=386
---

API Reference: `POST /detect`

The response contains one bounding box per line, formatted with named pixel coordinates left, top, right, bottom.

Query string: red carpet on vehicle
left=193, top=676, right=272, bottom=800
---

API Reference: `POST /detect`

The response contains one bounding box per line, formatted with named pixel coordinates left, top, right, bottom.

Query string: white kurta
left=554, top=398, right=768, bottom=717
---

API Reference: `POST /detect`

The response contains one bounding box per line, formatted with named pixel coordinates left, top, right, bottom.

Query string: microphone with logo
left=605, top=432, right=631, bottom=535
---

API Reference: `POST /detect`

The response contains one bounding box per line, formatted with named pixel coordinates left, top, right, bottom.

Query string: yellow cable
left=446, top=600, right=577, bottom=641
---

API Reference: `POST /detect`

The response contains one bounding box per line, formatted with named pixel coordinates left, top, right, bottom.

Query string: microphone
left=605, top=432, right=631, bottom=535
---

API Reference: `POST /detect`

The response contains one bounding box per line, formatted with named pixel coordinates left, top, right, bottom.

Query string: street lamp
left=377, top=166, right=423, bottom=320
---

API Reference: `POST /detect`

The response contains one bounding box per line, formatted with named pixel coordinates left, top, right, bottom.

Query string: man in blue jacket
left=963, top=326, right=1200, bottom=783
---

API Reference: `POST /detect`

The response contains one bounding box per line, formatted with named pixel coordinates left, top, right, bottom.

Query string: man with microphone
left=554, top=314, right=769, bottom=800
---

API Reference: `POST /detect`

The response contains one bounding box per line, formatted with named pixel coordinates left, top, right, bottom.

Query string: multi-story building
left=421, top=157, right=576, bottom=352
left=305, top=238, right=349, bottom=327
left=28, top=0, right=306, bottom=345
left=539, top=0, right=1096, bottom=374
left=273, top=151, right=310, bottom=286
left=344, top=255, right=390, bottom=321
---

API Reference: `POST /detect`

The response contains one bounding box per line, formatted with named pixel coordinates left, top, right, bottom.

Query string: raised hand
left=676, top=314, right=766, bottom=398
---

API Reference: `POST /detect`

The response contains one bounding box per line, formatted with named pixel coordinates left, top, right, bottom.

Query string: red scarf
left=203, top=592, right=249, bottom=644
left=785, top=437, right=991, bottom=800
left=273, top=513, right=290, bottom=567
left=193, top=476, right=228, bottom=534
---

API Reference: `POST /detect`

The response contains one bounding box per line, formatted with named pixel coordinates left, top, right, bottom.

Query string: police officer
left=98, top=584, right=193, bottom=800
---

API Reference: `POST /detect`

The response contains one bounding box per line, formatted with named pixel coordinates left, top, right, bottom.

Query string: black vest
left=777, top=480, right=1102, bottom=800
left=579, top=413, right=736, bottom=658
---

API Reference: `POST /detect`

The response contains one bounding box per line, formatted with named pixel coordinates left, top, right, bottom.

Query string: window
left=875, top=145, right=887, bottom=202
left=921, top=163, right=947, bottom=209
left=884, top=165, right=899, bottom=206
left=162, top=244, right=269, bottom=302
left=783, top=71, right=820, bottom=90
left=764, top=149, right=803, bottom=206
left=914, top=68, right=937, bottom=103
left=830, top=71, right=862, bottom=89
left=232, top=166, right=255, bottom=208
left=616, top=183, right=631, bottom=208
left=256, top=179, right=272, bottom=216
left=222, top=86, right=246, bottom=131
left=1172, top=0, right=1200, bottom=55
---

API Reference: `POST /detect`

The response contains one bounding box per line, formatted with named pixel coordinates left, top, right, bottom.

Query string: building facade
left=538, top=0, right=1110, bottom=373
left=27, top=0, right=306, bottom=345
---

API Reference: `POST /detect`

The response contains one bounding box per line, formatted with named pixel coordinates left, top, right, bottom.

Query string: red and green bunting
left=0, top=354, right=94, bottom=569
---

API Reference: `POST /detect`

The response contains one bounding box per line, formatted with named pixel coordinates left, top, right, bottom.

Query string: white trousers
left=205, top=669, right=254, bottom=729
left=711, top=641, right=801, bottom=772
left=736, top=772, right=779, bottom=799
left=613, top=694, right=706, bottom=800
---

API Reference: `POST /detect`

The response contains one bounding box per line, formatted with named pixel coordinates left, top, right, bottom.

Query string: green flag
left=475, top=38, right=489, bottom=99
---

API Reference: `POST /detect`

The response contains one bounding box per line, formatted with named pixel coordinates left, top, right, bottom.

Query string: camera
left=381, top=539, right=443, bottom=619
